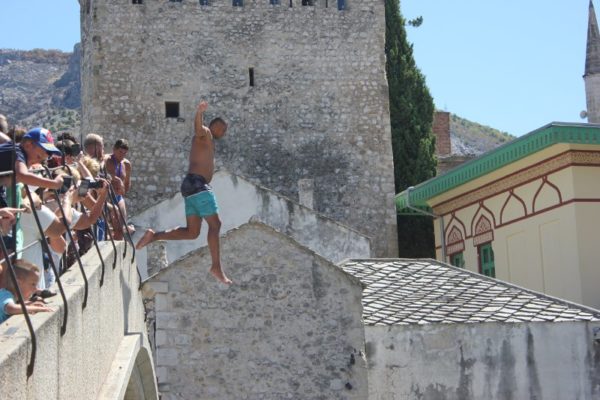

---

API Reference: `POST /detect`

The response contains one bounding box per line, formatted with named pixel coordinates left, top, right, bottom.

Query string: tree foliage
left=385, top=0, right=437, bottom=257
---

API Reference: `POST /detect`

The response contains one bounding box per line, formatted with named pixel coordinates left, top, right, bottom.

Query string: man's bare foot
left=210, top=265, right=232, bottom=285
left=135, top=229, right=155, bottom=250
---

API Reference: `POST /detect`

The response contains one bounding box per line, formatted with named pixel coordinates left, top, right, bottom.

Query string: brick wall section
left=433, top=111, right=451, bottom=157
left=144, top=222, right=368, bottom=400
left=80, top=0, right=398, bottom=257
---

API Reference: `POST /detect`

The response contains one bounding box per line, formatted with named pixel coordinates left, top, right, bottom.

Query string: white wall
left=366, top=321, right=600, bottom=400
left=132, top=170, right=372, bottom=277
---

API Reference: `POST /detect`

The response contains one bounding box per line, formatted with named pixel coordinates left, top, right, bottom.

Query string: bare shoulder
left=194, top=125, right=212, bottom=139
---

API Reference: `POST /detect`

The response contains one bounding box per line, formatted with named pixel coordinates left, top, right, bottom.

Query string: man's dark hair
left=209, top=117, right=227, bottom=129
left=114, top=138, right=129, bottom=150
left=57, top=132, right=79, bottom=144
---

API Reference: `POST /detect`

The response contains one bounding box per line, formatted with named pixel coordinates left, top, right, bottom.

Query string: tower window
left=165, top=102, right=180, bottom=118
left=249, top=68, right=255, bottom=87
left=270, top=0, right=280, bottom=4
left=302, top=0, right=314, bottom=5
left=233, top=0, right=243, bottom=6
left=200, top=0, right=209, bottom=4
left=169, top=0, right=182, bottom=2
left=289, top=0, right=293, bottom=7
left=132, top=0, right=143, bottom=3
left=338, top=0, right=345, bottom=10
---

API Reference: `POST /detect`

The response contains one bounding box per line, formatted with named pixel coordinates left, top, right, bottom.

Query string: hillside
left=0, top=46, right=81, bottom=135
left=449, top=113, right=515, bottom=156
left=0, top=47, right=513, bottom=154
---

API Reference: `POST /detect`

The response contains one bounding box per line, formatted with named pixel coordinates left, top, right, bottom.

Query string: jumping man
left=136, top=100, right=231, bottom=284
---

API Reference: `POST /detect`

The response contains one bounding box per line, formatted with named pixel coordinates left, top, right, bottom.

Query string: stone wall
left=144, top=221, right=368, bottom=399
left=80, top=0, right=398, bottom=257
left=366, top=321, right=600, bottom=400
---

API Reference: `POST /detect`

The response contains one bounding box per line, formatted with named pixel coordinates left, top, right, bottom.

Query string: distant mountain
left=0, top=46, right=81, bottom=135
left=0, top=47, right=514, bottom=155
left=449, top=113, right=515, bottom=156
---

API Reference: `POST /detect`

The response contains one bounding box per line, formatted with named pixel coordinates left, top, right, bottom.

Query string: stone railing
left=0, top=242, right=158, bottom=400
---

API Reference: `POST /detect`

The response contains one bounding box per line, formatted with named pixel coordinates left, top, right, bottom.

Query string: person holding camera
left=0, top=128, right=64, bottom=199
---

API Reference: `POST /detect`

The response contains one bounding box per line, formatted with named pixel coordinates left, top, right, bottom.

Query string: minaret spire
left=584, top=0, right=600, bottom=123
left=586, top=0, right=600, bottom=76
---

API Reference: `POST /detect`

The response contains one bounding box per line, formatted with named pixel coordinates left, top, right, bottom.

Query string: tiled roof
left=340, top=259, right=600, bottom=326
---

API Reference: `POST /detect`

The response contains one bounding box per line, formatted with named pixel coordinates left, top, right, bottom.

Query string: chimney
left=433, top=111, right=451, bottom=157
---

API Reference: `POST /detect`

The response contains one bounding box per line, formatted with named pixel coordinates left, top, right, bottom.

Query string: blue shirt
left=0, top=142, right=27, bottom=173
left=0, top=288, right=15, bottom=323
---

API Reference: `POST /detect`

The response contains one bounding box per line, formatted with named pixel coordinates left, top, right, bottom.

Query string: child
left=136, top=100, right=232, bottom=284
left=0, top=260, right=52, bottom=323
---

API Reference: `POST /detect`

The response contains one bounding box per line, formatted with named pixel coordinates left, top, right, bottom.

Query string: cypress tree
left=385, top=0, right=437, bottom=257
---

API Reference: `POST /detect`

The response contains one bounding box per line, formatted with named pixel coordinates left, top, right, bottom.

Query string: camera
left=78, top=178, right=104, bottom=197
left=58, top=175, right=73, bottom=194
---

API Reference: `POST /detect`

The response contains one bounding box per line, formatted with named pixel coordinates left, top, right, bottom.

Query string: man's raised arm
left=194, top=101, right=209, bottom=137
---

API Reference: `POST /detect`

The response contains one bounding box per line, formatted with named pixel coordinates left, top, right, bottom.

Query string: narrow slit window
left=249, top=68, right=255, bottom=87
left=270, top=0, right=280, bottom=4
left=200, top=0, right=209, bottom=4
left=338, top=0, right=345, bottom=10
left=165, top=102, right=180, bottom=118
left=132, top=0, right=143, bottom=4
left=289, top=0, right=293, bottom=7
left=233, top=0, right=243, bottom=6
left=302, top=0, right=314, bottom=5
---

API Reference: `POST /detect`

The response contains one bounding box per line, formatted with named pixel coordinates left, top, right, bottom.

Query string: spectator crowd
left=0, top=113, right=133, bottom=324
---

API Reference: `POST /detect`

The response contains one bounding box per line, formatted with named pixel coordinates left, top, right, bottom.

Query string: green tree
left=385, top=0, right=437, bottom=257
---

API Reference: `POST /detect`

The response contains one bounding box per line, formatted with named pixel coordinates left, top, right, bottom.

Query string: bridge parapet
left=0, top=242, right=158, bottom=400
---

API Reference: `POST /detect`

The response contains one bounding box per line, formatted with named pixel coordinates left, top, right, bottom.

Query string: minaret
left=584, top=0, right=600, bottom=123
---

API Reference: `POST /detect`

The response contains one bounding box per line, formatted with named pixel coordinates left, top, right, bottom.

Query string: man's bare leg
left=204, top=214, right=231, bottom=284
left=136, top=215, right=201, bottom=249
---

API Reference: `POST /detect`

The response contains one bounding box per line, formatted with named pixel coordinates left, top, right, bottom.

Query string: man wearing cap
left=0, top=127, right=65, bottom=205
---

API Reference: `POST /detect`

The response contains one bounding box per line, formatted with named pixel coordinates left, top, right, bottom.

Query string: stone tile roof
left=340, top=259, right=600, bottom=326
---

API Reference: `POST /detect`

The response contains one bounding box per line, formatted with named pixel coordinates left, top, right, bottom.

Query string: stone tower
left=80, top=0, right=398, bottom=257
left=585, top=0, right=600, bottom=123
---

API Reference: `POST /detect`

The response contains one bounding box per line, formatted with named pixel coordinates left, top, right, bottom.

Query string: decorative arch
left=446, top=226, right=465, bottom=255
left=532, top=176, right=562, bottom=213
left=500, top=190, right=527, bottom=225
left=470, top=202, right=496, bottom=238
left=473, top=214, right=494, bottom=247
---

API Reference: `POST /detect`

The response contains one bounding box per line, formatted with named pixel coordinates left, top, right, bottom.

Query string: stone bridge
left=0, top=242, right=158, bottom=400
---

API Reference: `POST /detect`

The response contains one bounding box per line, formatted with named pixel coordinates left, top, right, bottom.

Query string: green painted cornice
left=396, top=122, right=600, bottom=213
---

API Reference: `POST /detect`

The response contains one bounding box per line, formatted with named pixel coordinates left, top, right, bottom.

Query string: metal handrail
left=62, top=165, right=107, bottom=288
left=101, top=208, right=118, bottom=270
left=40, top=167, right=89, bottom=309
left=102, top=166, right=136, bottom=265
left=22, top=185, right=70, bottom=333
left=0, top=233, right=37, bottom=377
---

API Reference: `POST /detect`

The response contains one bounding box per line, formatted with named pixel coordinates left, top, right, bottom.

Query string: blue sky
left=0, top=0, right=592, bottom=136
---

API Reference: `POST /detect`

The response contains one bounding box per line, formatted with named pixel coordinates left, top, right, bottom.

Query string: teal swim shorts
left=184, top=190, right=219, bottom=217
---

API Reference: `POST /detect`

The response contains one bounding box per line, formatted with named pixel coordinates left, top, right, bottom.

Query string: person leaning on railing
left=0, top=128, right=64, bottom=256
left=44, top=168, right=109, bottom=269
left=19, top=185, right=72, bottom=291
